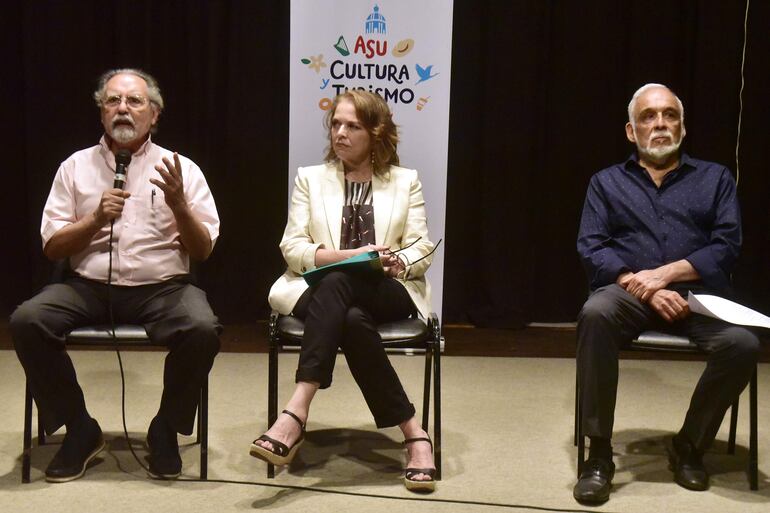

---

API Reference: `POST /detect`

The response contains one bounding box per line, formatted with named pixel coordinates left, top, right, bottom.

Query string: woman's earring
left=371, top=151, right=375, bottom=166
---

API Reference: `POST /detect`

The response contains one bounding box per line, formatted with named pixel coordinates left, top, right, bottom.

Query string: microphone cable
left=124, top=471, right=618, bottom=513
left=103, top=224, right=612, bottom=508
left=102, top=224, right=607, bottom=510
left=178, top=476, right=621, bottom=513
left=104, top=147, right=161, bottom=477
left=106, top=217, right=156, bottom=478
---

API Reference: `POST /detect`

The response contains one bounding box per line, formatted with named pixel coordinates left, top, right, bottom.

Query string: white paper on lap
left=688, top=292, right=770, bottom=329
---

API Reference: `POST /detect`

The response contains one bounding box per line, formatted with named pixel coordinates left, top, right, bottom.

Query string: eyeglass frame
left=386, top=236, right=443, bottom=280
left=100, top=94, right=151, bottom=109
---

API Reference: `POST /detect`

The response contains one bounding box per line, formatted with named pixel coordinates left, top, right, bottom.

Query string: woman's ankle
left=398, top=417, right=427, bottom=440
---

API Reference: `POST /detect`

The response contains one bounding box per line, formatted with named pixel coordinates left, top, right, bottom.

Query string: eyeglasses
left=390, top=236, right=423, bottom=254
left=102, top=94, right=149, bottom=109
left=388, top=237, right=443, bottom=279
left=396, top=238, right=442, bottom=264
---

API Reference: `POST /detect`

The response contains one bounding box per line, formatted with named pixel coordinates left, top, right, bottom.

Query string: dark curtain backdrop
left=2, top=1, right=768, bottom=325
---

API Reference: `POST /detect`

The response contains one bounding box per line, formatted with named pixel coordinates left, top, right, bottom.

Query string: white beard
left=635, top=128, right=683, bottom=165
left=111, top=125, right=137, bottom=144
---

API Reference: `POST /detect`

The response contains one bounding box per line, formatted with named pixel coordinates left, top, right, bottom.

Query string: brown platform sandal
left=403, top=436, right=436, bottom=492
left=249, top=410, right=306, bottom=466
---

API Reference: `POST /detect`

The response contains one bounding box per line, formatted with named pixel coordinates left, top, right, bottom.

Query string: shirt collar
left=98, top=134, right=154, bottom=167
left=623, top=151, right=695, bottom=173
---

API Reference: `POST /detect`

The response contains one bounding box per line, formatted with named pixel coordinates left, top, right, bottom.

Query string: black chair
left=266, top=311, right=443, bottom=479
left=22, top=325, right=209, bottom=483
left=574, top=330, right=758, bottom=490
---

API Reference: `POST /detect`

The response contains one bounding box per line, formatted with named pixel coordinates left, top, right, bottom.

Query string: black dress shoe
left=573, top=457, right=615, bottom=504
left=146, top=416, right=182, bottom=479
left=667, top=435, right=709, bottom=491
left=45, top=418, right=105, bottom=483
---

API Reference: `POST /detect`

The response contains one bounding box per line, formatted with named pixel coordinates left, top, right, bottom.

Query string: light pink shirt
left=41, top=136, right=220, bottom=285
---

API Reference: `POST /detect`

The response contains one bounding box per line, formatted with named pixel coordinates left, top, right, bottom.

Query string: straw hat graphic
left=392, top=39, right=414, bottom=57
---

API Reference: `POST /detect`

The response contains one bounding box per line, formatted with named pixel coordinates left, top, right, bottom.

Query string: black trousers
left=10, top=275, right=221, bottom=436
left=577, top=284, right=760, bottom=452
left=293, top=271, right=417, bottom=428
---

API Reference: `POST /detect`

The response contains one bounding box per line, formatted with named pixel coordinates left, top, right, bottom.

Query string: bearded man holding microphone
left=10, top=68, right=221, bottom=482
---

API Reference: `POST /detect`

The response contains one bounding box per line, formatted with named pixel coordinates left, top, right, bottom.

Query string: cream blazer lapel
left=320, top=164, right=345, bottom=250
left=372, top=172, right=396, bottom=246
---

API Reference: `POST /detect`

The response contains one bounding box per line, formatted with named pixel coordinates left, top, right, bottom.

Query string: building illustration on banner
left=299, top=4, right=439, bottom=112
left=365, top=5, right=387, bottom=34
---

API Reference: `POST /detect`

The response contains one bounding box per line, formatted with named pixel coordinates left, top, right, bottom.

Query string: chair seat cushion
left=276, top=316, right=429, bottom=347
left=66, top=325, right=150, bottom=345
left=377, top=318, right=429, bottom=344
left=630, top=331, right=698, bottom=352
left=275, top=316, right=306, bottom=343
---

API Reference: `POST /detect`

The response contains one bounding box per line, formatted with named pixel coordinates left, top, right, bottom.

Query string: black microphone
left=113, top=150, right=132, bottom=189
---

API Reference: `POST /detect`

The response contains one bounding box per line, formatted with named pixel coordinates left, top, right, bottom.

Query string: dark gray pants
left=293, top=271, right=417, bottom=428
left=10, top=275, right=221, bottom=436
left=577, top=284, right=759, bottom=451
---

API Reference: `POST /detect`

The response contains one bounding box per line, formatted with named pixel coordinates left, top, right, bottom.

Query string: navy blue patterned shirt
left=577, top=153, right=741, bottom=293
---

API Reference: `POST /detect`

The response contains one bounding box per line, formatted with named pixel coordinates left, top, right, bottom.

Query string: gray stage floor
left=0, top=350, right=768, bottom=512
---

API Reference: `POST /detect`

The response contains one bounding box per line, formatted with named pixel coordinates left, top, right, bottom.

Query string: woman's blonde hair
left=324, top=90, right=399, bottom=176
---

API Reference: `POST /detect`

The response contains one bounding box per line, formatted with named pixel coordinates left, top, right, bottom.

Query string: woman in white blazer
left=250, top=90, right=436, bottom=492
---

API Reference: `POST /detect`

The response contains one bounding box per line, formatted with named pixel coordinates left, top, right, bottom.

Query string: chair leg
left=749, top=367, right=758, bottom=490
left=200, top=378, right=208, bottom=480
left=23, top=382, right=33, bottom=483
left=196, top=393, right=202, bottom=445
left=421, top=346, right=432, bottom=432
left=574, top=371, right=580, bottom=446
left=577, top=428, right=585, bottom=476
left=433, top=337, right=442, bottom=481
left=576, top=366, right=584, bottom=477
left=38, top=412, right=46, bottom=446
left=727, top=398, right=738, bottom=455
left=267, top=342, right=278, bottom=479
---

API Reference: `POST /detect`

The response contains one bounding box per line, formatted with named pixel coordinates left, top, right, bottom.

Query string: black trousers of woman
left=293, top=271, right=417, bottom=428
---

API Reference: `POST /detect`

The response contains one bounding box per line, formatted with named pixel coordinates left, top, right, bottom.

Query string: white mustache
left=111, top=115, right=135, bottom=129
left=648, top=130, right=673, bottom=144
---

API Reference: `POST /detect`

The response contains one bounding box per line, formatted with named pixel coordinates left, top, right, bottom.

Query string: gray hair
left=627, top=83, right=684, bottom=126
left=93, top=68, right=165, bottom=111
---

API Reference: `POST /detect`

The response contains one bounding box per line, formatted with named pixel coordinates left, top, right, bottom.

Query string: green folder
left=302, top=251, right=384, bottom=286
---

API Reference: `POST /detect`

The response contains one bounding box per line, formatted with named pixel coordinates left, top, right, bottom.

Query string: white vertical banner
left=289, top=0, right=453, bottom=318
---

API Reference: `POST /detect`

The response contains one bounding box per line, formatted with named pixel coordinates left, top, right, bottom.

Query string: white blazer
left=268, top=162, right=434, bottom=318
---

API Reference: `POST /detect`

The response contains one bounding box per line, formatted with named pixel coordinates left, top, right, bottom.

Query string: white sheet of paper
left=688, top=292, right=770, bottom=329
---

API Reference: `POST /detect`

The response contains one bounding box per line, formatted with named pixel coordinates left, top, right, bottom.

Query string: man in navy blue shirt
left=573, top=83, right=759, bottom=504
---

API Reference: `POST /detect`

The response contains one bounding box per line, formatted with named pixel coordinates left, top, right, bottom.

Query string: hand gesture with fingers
left=150, top=152, right=186, bottom=213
